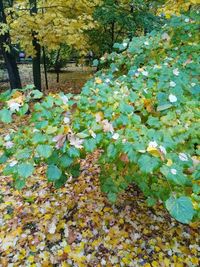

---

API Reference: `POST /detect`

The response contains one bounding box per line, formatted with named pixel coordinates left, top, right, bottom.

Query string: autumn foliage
left=0, top=10, right=200, bottom=225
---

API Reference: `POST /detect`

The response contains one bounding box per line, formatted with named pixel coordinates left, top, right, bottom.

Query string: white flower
left=169, top=94, right=177, bottom=103
left=185, top=18, right=190, bottom=23
left=142, top=71, right=149, bottom=77
left=105, top=78, right=110, bottom=83
left=112, top=133, right=120, bottom=140
left=148, top=141, right=158, bottom=148
left=170, top=81, right=176, bottom=87
left=60, top=95, right=68, bottom=104
left=64, top=117, right=70, bottom=124
left=162, top=32, right=170, bottom=41
left=122, top=43, right=128, bottom=48
left=4, top=134, right=11, bottom=141
left=179, top=153, right=188, bottom=161
left=135, top=72, right=139, bottom=77
left=9, top=160, right=18, bottom=167
left=191, top=83, right=196, bottom=87
left=173, top=68, right=179, bottom=76
left=5, top=141, right=14, bottom=149
left=170, top=169, right=177, bottom=175
left=8, top=102, right=21, bottom=112
left=33, top=128, right=40, bottom=133
left=144, top=41, right=149, bottom=46
left=159, top=146, right=167, bottom=155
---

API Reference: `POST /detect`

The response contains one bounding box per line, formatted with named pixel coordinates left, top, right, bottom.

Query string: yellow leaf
left=28, top=255, right=35, bottom=263
left=64, top=245, right=71, bottom=253
left=147, top=146, right=161, bottom=157
left=152, top=261, right=159, bottom=267
left=166, top=159, right=173, bottom=166
left=95, top=78, right=102, bottom=84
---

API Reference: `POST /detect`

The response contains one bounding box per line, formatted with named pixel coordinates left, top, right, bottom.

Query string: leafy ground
left=0, top=64, right=95, bottom=94
left=0, top=117, right=199, bottom=267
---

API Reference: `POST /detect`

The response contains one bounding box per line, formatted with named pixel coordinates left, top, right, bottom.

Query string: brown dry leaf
left=120, top=153, right=129, bottom=163
left=67, top=228, right=77, bottom=244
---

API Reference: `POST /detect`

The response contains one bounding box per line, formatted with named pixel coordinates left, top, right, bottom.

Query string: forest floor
left=0, top=63, right=95, bottom=94
left=0, top=117, right=200, bottom=267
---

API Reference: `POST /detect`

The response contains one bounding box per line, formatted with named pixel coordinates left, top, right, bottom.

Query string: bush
left=0, top=12, right=199, bottom=224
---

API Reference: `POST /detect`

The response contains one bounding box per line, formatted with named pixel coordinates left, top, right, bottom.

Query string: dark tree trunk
left=29, top=0, right=41, bottom=91
left=55, top=49, right=61, bottom=83
left=0, top=0, right=22, bottom=89
left=32, top=39, right=41, bottom=90
left=111, top=22, right=115, bottom=49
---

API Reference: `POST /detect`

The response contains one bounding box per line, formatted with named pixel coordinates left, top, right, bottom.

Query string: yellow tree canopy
left=6, top=0, right=101, bottom=56
left=159, top=0, right=200, bottom=18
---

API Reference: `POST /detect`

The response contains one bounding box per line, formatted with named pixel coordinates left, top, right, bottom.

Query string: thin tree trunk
left=111, top=22, right=115, bottom=49
left=0, top=0, right=22, bottom=89
left=55, top=49, right=61, bottom=83
left=29, top=0, right=41, bottom=91
left=42, top=46, right=48, bottom=91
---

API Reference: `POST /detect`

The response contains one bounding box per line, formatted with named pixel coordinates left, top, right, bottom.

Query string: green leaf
left=47, top=165, right=62, bottom=181
left=59, top=155, right=73, bottom=168
left=17, top=163, right=34, bottom=178
left=138, top=155, right=160, bottom=173
left=108, top=192, right=117, bottom=203
left=84, top=138, right=97, bottom=152
left=36, top=145, right=53, bottom=158
left=54, top=174, right=68, bottom=188
left=93, top=59, right=99, bottom=67
left=147, top=197, right=157, bottom=207
left=70, top=163, right=80, bottom=178
left=68, top=147, right=80, bottom=158
left=160, top=166, right=191, bottom=186
left=0, top=109, right=12, bottom=123
left=31, top=90, right=43, bottom=99
left=15, top=179, right=26, bottom=190
left=0, top=154, right=8, bottom=164
left=17, top=104, right=29, bottom=116
left=32, top=133, right=47, bottom=144
left=193, top=184, right=200, bottom=194
left=16, top=148, right=31, bottom=160
left=165, top=196, right=195, bottom=224
left=107, top=144, right=117, bottom=159
left=157, top=104, right=172, bottom=112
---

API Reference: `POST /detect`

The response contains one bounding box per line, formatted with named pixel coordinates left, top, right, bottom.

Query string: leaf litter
left=0, top=122, right=200, bottom=267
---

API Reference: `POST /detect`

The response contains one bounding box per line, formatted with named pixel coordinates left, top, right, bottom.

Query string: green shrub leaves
left=0, top=12, right=199, bottom=224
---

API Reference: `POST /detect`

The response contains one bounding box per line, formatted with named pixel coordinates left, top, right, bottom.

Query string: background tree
left=45, top=44, right=72, bottom=83
left=5, top=0, right=100, bottom=90
left=88, top=0, right=164, bottom=57
left=0, top=0, right=21, bottom=89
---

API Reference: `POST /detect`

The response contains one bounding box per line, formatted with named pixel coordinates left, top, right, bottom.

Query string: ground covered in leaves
left=0, top=109, right=200, bottom=267
left=0, top=147, right=200, bottom=267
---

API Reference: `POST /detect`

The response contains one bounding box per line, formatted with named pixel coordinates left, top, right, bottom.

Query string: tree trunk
left=55, top=49, right=61, bottom=83
left=0, top=0, right=22, bottom=89
left=32, top=39, right=41, bottom=90
left=29, top=0, right=41, bottom=91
